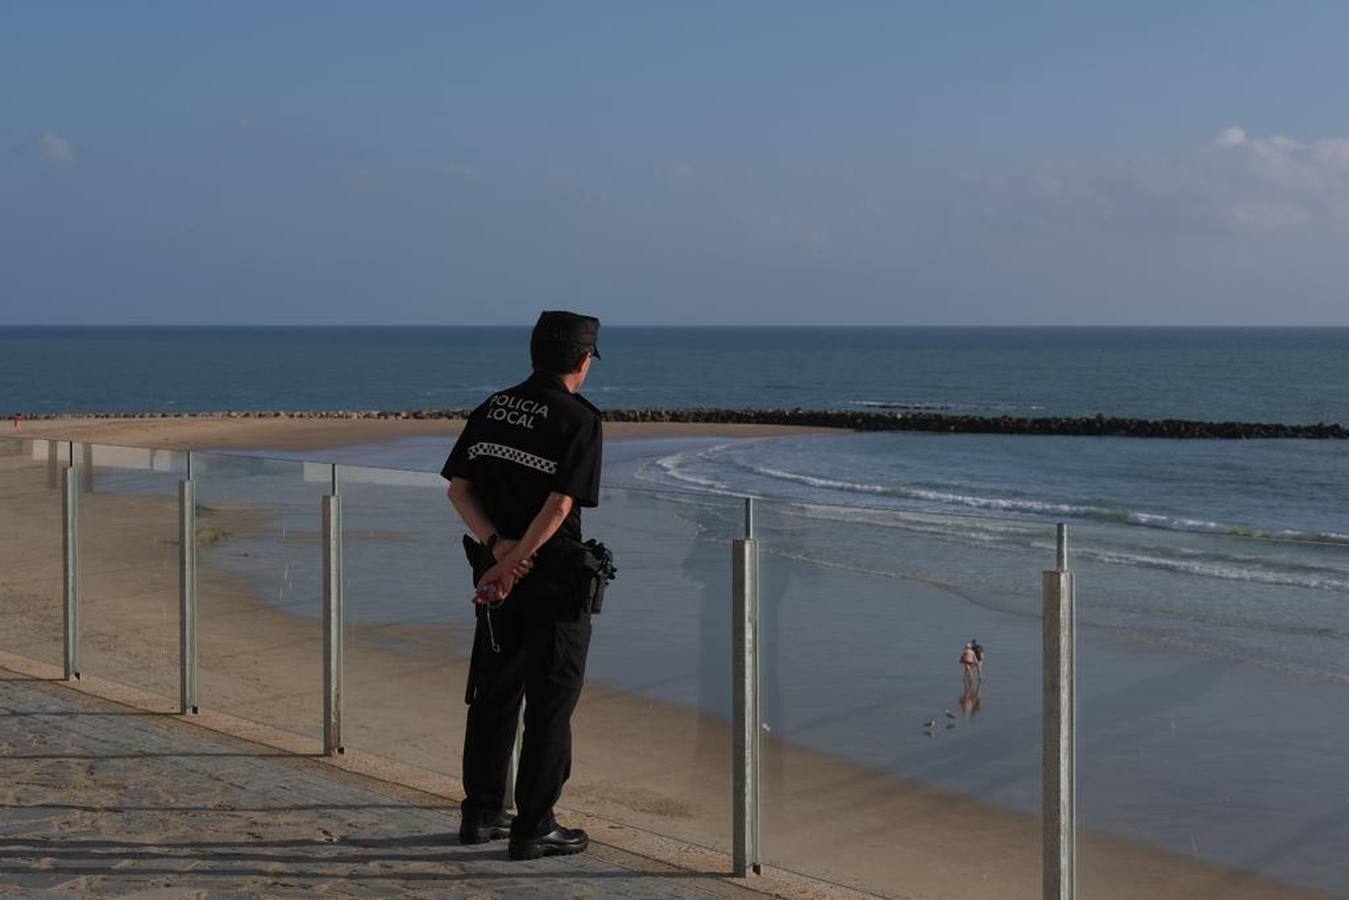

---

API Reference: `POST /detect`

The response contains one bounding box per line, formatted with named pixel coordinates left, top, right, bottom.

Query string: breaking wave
left=849, top=399, right=1044, bottom=413
left=736, top=462, right=1349, bottom=546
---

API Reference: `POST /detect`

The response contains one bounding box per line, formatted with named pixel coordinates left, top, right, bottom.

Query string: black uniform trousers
left=461, top=575, right=592, bottom=840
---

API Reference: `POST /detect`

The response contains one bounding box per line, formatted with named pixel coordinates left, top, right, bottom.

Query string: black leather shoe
left=459, top=812, right=513, bottom=845
left=508, top=826, right=589, bottom=860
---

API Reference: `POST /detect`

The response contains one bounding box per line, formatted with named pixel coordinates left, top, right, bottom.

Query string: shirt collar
left=526, top=370, right=568, bottom=391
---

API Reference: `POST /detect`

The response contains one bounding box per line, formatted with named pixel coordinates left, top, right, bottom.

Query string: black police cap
left=533, top=310, right=601, bottom=359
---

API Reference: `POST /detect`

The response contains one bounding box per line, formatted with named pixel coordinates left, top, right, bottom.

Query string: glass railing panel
left=74, top=442, right=186, bottom=701
left=0, top=437, right=66, bottom=666
left=572, top=487, right=744, bottom=853
left=339, top=476, right=741, bottom=852
left=336, top=464, right=472, bottom=774
left=755, top=498, right=1049, bottom=897
left=1074, top=520, right=1349, bottom=897
left=566, top=488, right=744, bottom=858
left=193, top=452, right=329, bottom=741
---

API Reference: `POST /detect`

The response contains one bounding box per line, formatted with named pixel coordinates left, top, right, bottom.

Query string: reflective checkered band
left=467, top=442, right=558, bottom=475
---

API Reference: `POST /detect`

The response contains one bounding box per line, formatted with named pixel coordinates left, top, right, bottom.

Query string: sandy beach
left=0, top=424, right=1335, bottom=899
left=9, top=415, right=831, bottom=454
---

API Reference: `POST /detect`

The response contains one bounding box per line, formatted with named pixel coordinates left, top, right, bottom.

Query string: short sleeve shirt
left=441, top=371, right=602, bottom=542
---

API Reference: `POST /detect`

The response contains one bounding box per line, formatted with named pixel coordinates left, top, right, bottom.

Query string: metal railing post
left=61, top=466, right=80, bottom=680
left=179, top=468, right=198, bottom=714
left=46, top=440, right=59, bottom=489
left=80, top=441, right=94, bottom=493
left=322, top=487, right=345, bottom=755
left=505, top=709, right=525, bottom=811
left=501, top=483, right=530, bottom=812
left=733, top=497, right=762, bottom=877
left=1043, top=523, right=1075, bottom=900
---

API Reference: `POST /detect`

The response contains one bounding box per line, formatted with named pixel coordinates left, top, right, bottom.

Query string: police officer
left=442, top=310, right=603, bottom=860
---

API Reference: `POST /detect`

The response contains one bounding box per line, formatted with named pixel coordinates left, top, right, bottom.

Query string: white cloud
left=38, top=131, right=76, bottom=167
left=991, top=128, right=1349, bottom=236
left=737, top=210, right=829, bottom=246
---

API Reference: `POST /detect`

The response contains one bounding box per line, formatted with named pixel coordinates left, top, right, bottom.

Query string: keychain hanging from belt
left=479, top=592, right=505, bottom=653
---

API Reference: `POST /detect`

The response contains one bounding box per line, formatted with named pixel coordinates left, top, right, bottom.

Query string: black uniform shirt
left=441, top=371, right=603, bottom=542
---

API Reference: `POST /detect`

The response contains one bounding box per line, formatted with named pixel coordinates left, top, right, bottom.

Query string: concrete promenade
left=0, top=671, right=779, bottom=899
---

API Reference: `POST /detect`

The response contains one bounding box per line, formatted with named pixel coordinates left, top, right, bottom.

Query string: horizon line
left=4, top=323, right=1349, bottom=330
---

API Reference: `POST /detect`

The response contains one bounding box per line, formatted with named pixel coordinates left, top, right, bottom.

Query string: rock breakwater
left=9, top=408, right=1349, bottom=439
left=603, top=408, right=1349, bottom=438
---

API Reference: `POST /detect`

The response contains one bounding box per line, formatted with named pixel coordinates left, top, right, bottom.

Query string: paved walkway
left=0, top=673, right=754, bottom=898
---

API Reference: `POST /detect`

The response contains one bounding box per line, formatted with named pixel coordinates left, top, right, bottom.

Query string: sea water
left=4, top=325, right=1349, bottom=423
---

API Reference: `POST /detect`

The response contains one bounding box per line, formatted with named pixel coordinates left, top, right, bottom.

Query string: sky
left=3, top=2, right=1349, bottom=326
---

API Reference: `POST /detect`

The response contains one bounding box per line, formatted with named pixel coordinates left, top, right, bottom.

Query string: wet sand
left=0, top=437, right=1333, bottom=899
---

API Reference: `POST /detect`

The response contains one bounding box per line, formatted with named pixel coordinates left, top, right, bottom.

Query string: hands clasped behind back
left=474, top=540, right=534, bottom=605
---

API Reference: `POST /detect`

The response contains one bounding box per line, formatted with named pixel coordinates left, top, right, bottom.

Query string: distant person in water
left=959, top=641, right=979, bottom=688
left=970, top=638, right=985, bottom=677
